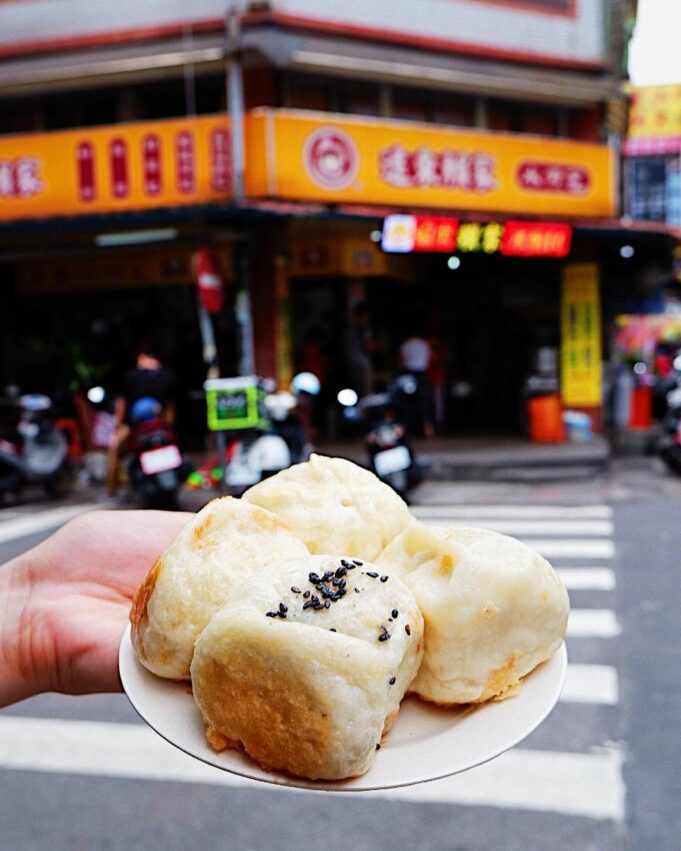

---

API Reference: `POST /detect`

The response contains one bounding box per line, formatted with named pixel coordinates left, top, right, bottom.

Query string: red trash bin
left=528, top=394, right=565, bottom=442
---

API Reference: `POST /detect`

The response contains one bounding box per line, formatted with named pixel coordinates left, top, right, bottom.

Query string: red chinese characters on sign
left=412, top=215, right=460, bottom=251
left=142, top=134, right=162, bottom=197
left=380, top=145, right=498, bottom=192
left=109, top=138, right=129, bottom=199
left=76, top=142, right=96, bottom=202
left=210, top=128, right=231, bottom=192
left=0, top=157, right=44, bottom=199
left=175, top=131, right=196, bottom=194
left=516, top=161, right=590, bottom=195
left=500, top=221, right=573, bottom=257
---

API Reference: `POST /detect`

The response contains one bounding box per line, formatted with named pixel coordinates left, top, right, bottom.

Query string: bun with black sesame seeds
left=130, top=496, right=308, bottom=680
left=190, top=554, right=424, bottom=780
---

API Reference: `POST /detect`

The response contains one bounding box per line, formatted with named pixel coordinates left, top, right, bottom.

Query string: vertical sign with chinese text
left=561, top=264, right=602, bottom=407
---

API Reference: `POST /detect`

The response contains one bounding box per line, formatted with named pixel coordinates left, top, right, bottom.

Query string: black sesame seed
left=389, top=677, right=396, bottom=685
left=308, top=572, right=320, bottom=583
left=329, top=628, right=337, bottom=632
left=353, top=560, right=363, bottom=566
left=322, top=571, right=334, bottom=582
left=335, top=566, right=347, bottom=578
left=392, top=609, right=399, bottom=619
left=265, top=611, right=277, bottom=618
left=303, top=590, right=311, bottom=599
left=279, top=603, right=288, bottom=614
left=290, top=586, right=301, bottom=594
left=380, top=575, right=389, bottom=583
left=366, top=571, right=379, bottom=579
left=303, top=601, right=314, bottom=610
left=354, top=587, right=360, bottom=593
left=405, top=624, right=411, bottom=636
left=324, top=600, right=331, bottom=609
left=310, top=594, right=320, bottom=604
left=378, top=625, right=391, bottom=642
left=375, top=743, right=381, bottom=750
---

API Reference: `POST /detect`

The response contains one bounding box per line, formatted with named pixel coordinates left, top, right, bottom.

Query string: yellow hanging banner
left=561, top=264, right=602, bottom=406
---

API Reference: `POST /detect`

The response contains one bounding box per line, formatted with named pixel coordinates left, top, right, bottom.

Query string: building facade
left=0, top=0, right=668, bottom=438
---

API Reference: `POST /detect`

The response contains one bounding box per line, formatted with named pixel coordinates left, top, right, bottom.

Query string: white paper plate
left=119, top=624, right=567, bottom=792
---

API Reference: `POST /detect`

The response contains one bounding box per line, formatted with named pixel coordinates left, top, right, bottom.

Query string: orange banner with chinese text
left=0, top=115, right=231, bottom=222
left=245, top=109, right=615, bottom=217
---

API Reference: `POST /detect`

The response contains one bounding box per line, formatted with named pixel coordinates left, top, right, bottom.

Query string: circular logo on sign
left=303, top=127, right=359, bottom=191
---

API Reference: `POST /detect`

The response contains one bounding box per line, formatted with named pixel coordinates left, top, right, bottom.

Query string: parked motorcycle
left=0, top=394, right=70, bottom=500
left=126, top=396, right=190, bottom=509
left=658, top=356, right=681, bottom=475
left=338, top=386, right=422, bottom=498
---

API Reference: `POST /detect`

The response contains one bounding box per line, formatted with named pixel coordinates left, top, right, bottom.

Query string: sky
left=628, top=0, right=681, bottom=86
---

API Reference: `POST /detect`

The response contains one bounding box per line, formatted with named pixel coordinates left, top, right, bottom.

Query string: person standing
left=399, top=328, right=434, bottom=437
left=345, top=301, right=376, bottom=398
left=106, top=345, right=175, bottom=497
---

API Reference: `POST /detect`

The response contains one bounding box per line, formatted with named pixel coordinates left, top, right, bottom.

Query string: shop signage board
left=0, top=115, right=231, bottom=222
left=624, top=84, right=681, bottom=156
left=381, top=214, right=572, bottom=256
left=560, top=263, right=602, bottom=407
left=246, top=110, right=615, bottom=218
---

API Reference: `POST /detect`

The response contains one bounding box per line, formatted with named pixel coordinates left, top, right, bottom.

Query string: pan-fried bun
left=130, top=497, right=308, bottom=679
left=377, top=522, right=569, bottom=705
left=190, top=554, right=424, bottom=780
left=242, top=454, right=413, bottom=560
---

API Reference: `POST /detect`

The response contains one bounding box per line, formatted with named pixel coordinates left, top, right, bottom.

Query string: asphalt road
left=1, top=458, right=679, bottom=851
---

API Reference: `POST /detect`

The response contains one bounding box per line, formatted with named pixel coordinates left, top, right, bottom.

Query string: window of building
left=284, top=73, right=331, bottom=112
left=624, top=156, right=669, bottom=223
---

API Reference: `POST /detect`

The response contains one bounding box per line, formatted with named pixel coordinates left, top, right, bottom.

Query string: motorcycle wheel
left=660, top=445, right=681, bottom=475
left=145, top=491, right=179, bottom=511
left=0, top=464, right=22, bottom=497
left=385, top=469, right=409, bottom=499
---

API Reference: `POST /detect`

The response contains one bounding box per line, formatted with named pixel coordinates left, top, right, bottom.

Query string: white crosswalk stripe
left=0, top=503, right=96, bottom=545
left=556, top=568, right=616, bottom=590
left=0, top=715, right=624, bottom=820
left=0, top=500, right=623, bottom=823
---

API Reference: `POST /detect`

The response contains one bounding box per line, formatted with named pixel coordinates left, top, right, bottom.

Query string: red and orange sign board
left=500, top=221, right=572, bottom=257
left=625, top=85, right=681, bottom=155
left=0, top=115, right=231, bottom=222
left=382, top=214, right=572, bottom=257
left=246, top=109, right=615, bottom=218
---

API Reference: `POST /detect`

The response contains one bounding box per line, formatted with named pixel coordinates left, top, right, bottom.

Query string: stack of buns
left=131, top=454, right=569, bottom=781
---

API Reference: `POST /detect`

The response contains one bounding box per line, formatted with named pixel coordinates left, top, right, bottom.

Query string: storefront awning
left=241, top=25, right=619, bottom=108
left=0, top=34, right=225, bottom=97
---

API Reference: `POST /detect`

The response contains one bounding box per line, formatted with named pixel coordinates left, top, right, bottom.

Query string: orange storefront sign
left=0, top=115, right=231, bottom=221
left=245, top=109, right=615, bottom=217
left=0, top=108, right=614, bottom=222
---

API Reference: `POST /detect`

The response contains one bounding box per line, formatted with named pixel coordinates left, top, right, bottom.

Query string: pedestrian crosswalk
left=0, top=500, right=623, bottom=825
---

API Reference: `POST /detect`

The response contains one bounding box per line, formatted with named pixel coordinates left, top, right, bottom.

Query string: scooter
left=658, top=356, right=681, bottom=475
left=126, top=397, right=189, bottom=509
left=0, top=394, right=70, bottom=500
left=338, top=387, right=421, bottom=498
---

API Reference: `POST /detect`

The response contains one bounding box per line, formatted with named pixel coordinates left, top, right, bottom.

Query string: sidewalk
left=315, top=434, right=611, bottom=481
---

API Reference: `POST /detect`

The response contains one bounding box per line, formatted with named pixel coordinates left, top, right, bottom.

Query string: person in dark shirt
left=106, top=346, right=175, bottom=496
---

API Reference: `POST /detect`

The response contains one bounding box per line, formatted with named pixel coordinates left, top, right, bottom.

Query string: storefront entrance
left=289, top=252, right=564, bottom=435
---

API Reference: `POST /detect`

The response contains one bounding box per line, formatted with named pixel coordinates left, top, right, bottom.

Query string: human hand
left=0, top=509, right=191, bottom=708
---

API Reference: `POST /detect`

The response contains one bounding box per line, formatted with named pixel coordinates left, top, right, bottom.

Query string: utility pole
left=226, top=4, right=255, bottom=377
